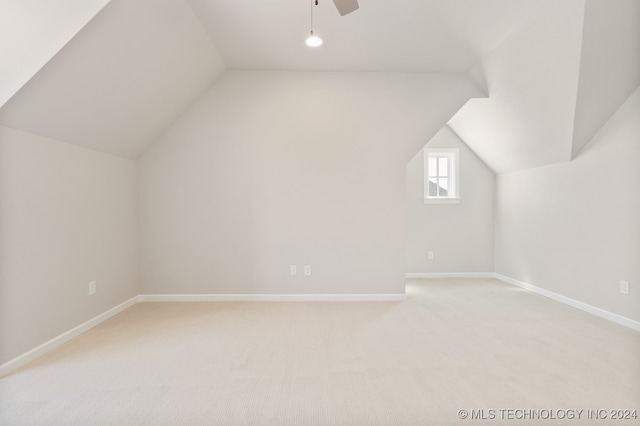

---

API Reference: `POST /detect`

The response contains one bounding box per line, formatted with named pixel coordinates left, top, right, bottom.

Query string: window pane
left=428, top=157, right=437, bottom=177
left=423, top=149, right=459, bottom=201
left=428, top=178, right=438, bottom=196
left=439, top=157, right=448, bottom=177
left=438, top=178, right=449, bottom=196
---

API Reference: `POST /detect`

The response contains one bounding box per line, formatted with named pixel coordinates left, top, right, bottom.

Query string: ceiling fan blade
left=332, top=0, right=359, bottom=16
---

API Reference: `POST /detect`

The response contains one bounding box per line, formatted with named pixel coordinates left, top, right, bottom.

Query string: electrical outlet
left=620, top=280, right=630, bottom=295
left=428, top=251, right=434, bottom=260
left=304, top=265, right=311, bottom=276
left=290, top=265, right=297, bottom=276
left=89, top=281, right=96, bottom=296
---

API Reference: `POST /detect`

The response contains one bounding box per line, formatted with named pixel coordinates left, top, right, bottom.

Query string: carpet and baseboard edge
left=3, top=277, right=638, bottom=378
left=0, top=293, right=404, bottom=377
left=492, top=273, right=640, bottom=332
left=0, top=295, right=140, bottom=378
left=406, top=272, right=640, bottom=332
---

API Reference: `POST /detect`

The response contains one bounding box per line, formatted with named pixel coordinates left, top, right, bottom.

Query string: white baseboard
left=494, top=273, right=640, bottom=332
left=0, top=295, right=139, bottom=378
left=139, top=293, right=407, bottom=302
left=406, top=272, right=640, bottom=331
left=1, top=293, right=403, bottom=376
left=4, top=275, right=637, bottom=378
left=405, top=272, right=494, bottom=279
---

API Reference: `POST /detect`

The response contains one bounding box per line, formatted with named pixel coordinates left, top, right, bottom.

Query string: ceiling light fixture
left=306, top=0, right=323, bottom=47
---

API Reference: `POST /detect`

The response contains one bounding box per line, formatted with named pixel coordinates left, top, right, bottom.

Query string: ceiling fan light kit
left=305, top=0, right=360, bottom=47
left=306, top=31, right=323, bottom=47
left=306, top=0, right=323, bottom=48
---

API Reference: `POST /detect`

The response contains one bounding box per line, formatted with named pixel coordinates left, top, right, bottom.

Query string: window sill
left=423, top=197, right=461, bottom=204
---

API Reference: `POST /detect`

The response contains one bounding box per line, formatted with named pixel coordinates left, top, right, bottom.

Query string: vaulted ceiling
left=188, top=0, right=545, bottom=73
left=1, top=0, right=638, bottom=172
left=0, top=0, right=110, bottom=107
left=449, top=0, right=640, bottom=173
left=0, top=0, right=225, bottom=158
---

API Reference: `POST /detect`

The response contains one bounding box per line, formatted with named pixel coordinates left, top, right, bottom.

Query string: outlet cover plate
left=620, top=280, right=630, bottom=295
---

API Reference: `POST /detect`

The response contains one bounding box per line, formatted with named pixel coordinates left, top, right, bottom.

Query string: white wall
left=495, top=87, right=640, bottom=322
left=405, top=126, right=495, bottom=273
left=139, top=71, right=483, bottom=296
left=0, top=126, right=139, bottom=364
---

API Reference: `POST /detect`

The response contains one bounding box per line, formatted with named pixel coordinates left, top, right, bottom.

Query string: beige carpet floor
left=1, top=278, right=639, bottom=425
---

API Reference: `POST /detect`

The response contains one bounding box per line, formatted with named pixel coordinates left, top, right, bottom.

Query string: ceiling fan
left=306, top=0, right=358, bottom=47
left=326, top=0, right=360, bottom=16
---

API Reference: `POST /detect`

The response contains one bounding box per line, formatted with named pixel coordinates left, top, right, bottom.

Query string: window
left=424, top=148, right=460, bottom=204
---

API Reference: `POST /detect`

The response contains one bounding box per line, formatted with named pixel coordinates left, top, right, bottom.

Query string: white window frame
left=423, top=148, right=460, bottom=204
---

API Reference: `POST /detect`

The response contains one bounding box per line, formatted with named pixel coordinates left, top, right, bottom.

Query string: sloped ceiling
left=188, top=0, right=546, bottom=72
left=1, top=0, right=638, bottom=171
left=0, top=0, right=225, bottom=158
left=448, top=0, right=640, bottom=174
left=0, top=0, right=110, bottom=108
left=570, top=0, right=640, bottom=158
left=448, top=0, right=585, bottom=174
